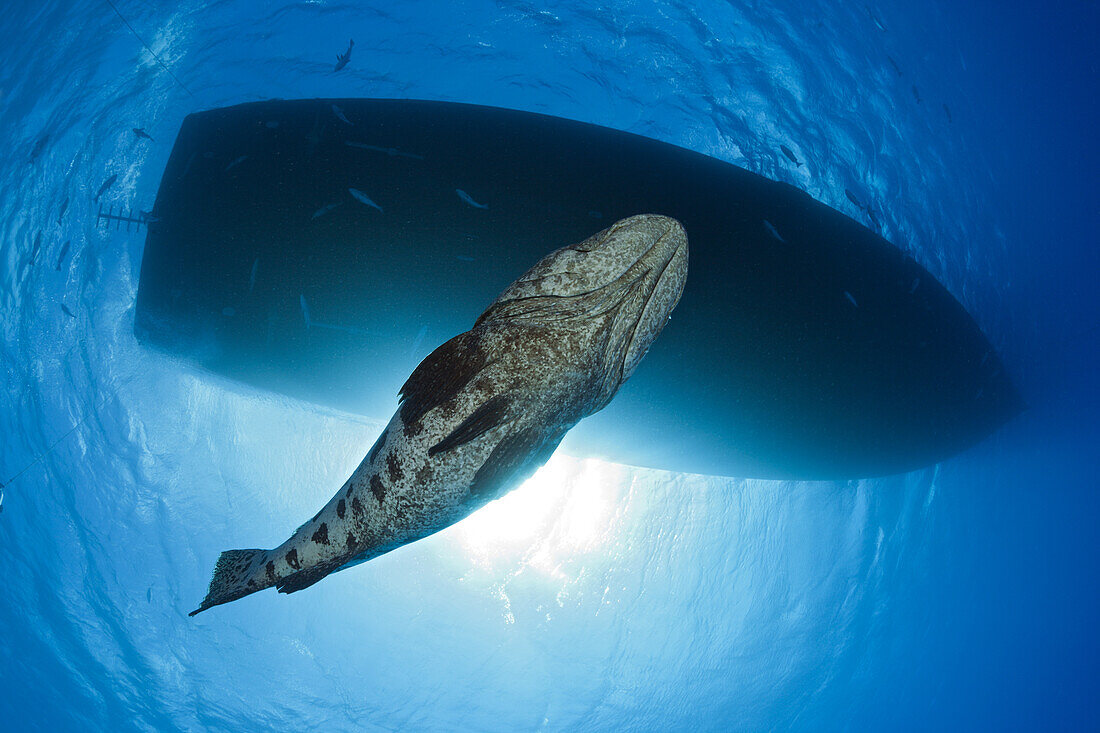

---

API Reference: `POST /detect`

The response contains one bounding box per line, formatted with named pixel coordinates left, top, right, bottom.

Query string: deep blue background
left=0, top=1, right=1096, bottom=730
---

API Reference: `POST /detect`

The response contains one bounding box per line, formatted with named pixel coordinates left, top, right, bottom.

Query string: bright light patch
left=452, top=453, right=628, bottom=570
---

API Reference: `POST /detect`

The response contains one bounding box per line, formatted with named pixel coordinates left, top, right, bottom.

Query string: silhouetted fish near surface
left=348, top=188, right=383, bottom=212
left=57, top=197, right=69, bottom=225
left=28, top=232, right=42, bottom=266
left=844, top=189, right=864, bottom=209
left=133, top=128, right=154, bottom=141
left=56, top=240, right=71, bottom=271
left=94, top=174, right=117, bottom=203
left=865, top=6, right=887, bottom=31
left=311, top=202, right=341, bottom=220
left=299, top=294, right=311, bottom=329
left=331, top=105, right=352, bottom=126
left=456, top=189, right=489, bottom=209
left=189, top=214, right=689, bottom=615
left=60, top=304, right=75, bottom=318
left=29, top=134, right=49, bottom=162
left=779, top=144, right=802, bottom=167
left=410, top=324, right=428, bottom=356
left=344, top=141, right=424, bottom=160
left=334, top=39, right=354, bottom=71
left=225, top=155, right=248, bottom=172
left=887, top=55, right=903, bottom=76
left=763, top=220, right=786, bottom=243
left=844, top=291, right=859, bottom=307
left=942, top=103, right=953, bottom=123
left=912, top=85, right=922, bottom=104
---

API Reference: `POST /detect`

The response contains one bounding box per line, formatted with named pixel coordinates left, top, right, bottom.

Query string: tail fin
left=189, top=548, right=269, bottom=616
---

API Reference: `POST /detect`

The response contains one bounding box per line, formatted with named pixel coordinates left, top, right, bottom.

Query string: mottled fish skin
left=191, top=214, right=689, bottom=615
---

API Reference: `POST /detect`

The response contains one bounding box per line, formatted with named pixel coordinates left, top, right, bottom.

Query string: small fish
left=887, top=55, right=903, bottom=76
left=348, top=188, right=383, bottom=212
left=344, top=141, right=424, bottom=160
left=95, top=174, right=117, bottom=203
left=866, top=208, right=881, bottom=229
left=249, top=258, right=259, bottom=293
left=762, top=220, right=786, bottom=243
left=29, top=134, right=49, bottom=163
left=140, top=210, right=160, bottom=224
left=455, top=255, right=475, bottom=262
left=865, top=6, right=887, bottom=32
left=132, top=128, right=154, bottom=141
left=28, top=232, right=41, bottom=266
left=911, top=85, right=921, bottom=104
left=60, top=304, right=75, bottom=318
left=264, top=120, right=280, bottom=129
left=455, top=189, right=488, bottom=210
left=334, top=39, right=354, bottom=71
left=844, top=291, right=859, bottom=307
left=300, top=294, right=312, bottom=329
left=410, top=325, right=428, bottom=356
left=146, top=587, right=152, bottom=603
left=311, top=202, right=341, bottom=220
left=779, top=144, right=802, bottom=167
left=588, top=210, right=603, bottom=219
left=844, top=189, right=863, bottom=209
left=0, top=485, right=4, bottom=513
left=57, top=197, right=69, bottom=225
left=56, top=240, right=71, bottom=271
left=225, top=155, right=248, bottom=172
left=942, top=103, right=953, bottom=123
left=909, top=277, right=920, bottom=294
left=331, top=105, right=352, bottom=126
left=180, top=150, right=198, bottom=179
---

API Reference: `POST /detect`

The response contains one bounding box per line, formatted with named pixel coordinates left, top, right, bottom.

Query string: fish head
left=477, top=214, right=688, bottom=385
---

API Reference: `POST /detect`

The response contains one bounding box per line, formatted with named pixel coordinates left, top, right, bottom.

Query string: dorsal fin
left=399, top=331, right=488, bottom=426
left=428, top=394, right=515, bottom=456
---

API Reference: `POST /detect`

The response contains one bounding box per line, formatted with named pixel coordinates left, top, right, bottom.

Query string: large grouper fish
left=191, top=214, right=688, bottom=615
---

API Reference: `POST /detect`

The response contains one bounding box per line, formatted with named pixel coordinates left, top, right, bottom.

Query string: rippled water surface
left=1, top=1, right=1096, bottom=730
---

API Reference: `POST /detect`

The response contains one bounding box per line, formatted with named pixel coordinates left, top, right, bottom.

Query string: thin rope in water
left=104, top=0, right=194, bottom=97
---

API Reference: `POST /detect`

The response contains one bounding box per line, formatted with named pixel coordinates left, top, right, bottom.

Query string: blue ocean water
left=0, top=0, right=1096, bottom=730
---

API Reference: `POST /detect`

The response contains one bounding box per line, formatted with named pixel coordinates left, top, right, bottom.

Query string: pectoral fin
left=429, top=394, right=514, bottom=456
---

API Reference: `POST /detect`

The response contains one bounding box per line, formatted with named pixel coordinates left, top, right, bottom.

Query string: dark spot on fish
left=337, top=498, right=346, bottom=519
left=346, top=532, right=357, bottom=550
left=346, top=483, right=354, bottom=498
left=285, top=549, right=300, bottom=570
left=370, top=475, right=386, bottom=505
left=311, top=509, right=322, bottom=523
left=351, top=496, right=363, bottom=518
left=386, top=453, right=403, bottom=482
left=246, top=579, right=257, bottom=589
left=311, top=522, right=329, bottom=545
left=403, top=419, right=424, bottom=438
left=266, top=561, right=276, bottom=581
